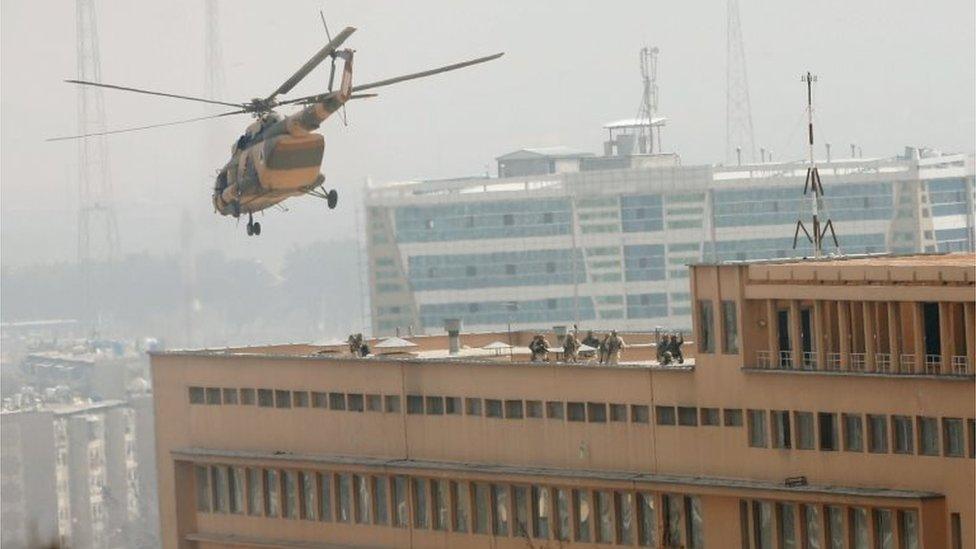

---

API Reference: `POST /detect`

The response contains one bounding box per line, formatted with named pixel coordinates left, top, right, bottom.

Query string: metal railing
left=850, top=353, right=866, bottom=372
left=951, top=356, right=972, bottom=375
left=924, top=355, right=942, bottom=375
left=874, top=353, right=892, bottom=373
left=801, top=351, right=818, bottom=370
left=826, top=353, right=842, bottom=371
left=749, top=351, right=972, bottom=378
left=778, top=350, right=794, bottom=370
left=756, top=350, right=773, bottom=369
left=899, top=354, right=916, bottom=374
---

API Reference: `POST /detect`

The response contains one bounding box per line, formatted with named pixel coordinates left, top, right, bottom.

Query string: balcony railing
left=748, top=351, right=973, bottom=378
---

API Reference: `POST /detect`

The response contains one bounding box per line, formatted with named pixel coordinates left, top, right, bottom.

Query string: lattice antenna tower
left=76, top=0, right=120, bottom=326
left=637, top=46, right=660, bottom=153
left=726, top=0, right=756, bottom=164
left=792, top=72, right=839, bottom=257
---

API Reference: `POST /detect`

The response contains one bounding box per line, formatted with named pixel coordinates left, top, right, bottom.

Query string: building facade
left=366, top=148, right=974, bottom=336
left=152, top=252, right=974, bottom=549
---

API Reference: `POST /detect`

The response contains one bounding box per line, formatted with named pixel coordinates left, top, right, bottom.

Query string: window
left=664, top=494, right=684, bottom=547
left=748, top=409, right=767, bottom=447
left=366, top=394, right=382, bottom=412
left=210, top=466, right=228, bottom=512
left=189, top=387, right=205, bottom=404
left=771, top=411, right=791, bottom=449
left=274, top=390, right=291, bottom=409
left=899, top=510, right=919, bottom=549
left=282, top=470, right=298, bottom=519
left=615, top=491, right=635, bottom=544
left=258, top=389, right=273, bottom=407
left=721, top=300, right=739, bottom=353
left=486, top=399, right=503, bottom=418
left=412, top=478, right=428, bottom=529
left=700, top=408, right=720, bottom=426
left=850, top=507, right=869, bottom=549
left=505, top=264, right=516, bottom=275
left=293, top=391, right=309, bottom=407
left=375, top=477, right=389, bottom=525
left=631, top=405, right=650, bottom=424
left=347, top=394, right=364, bottom=412
left=656, top=406, right=676, bottom=425
left=697, top=300, right=714, bottom=353
left=329, top=392, right=346, bottom=411
left=392, top=476, right=408, bottom=527
left=425, top=396, right=444, bottom=415
left=505, top=400, right=524, bottom=419
left=969, top=419, right=976, bottom=458
left=265, top=469, right=280, bottom=518
left=452, top=481, right=470, bottom=533
left=543, top=212, right=554, bottom=224
left=776, top=503, right=796, bottom=549
left=492, top=484, right=510, bottom=535
left=893, top=415, right=914, bottom=454
left=222, top=388, right=239, bottom=405
left=526, top=400, right=543, bottom=418
left=547, top=298, right=557, bottom=310
left=546, top=262, right=556, bottom=274
left=825, top=506, right=844, bottom=549
left=503, top=213, right=515, bottom=226
left=556, top=488, right=571, bottom=541
left=195, top=465, right=210, bottom=511
left=587, top=402, right=607, bottom=423
left=312, top=392, right=327, bottom=408
left=247, top=468, right=263, bottom=516
left=407, top=395, right=423, bottom=414
left=384, top=395, right=401, bottom=413
left=354, top=475, right=371, bottom=524
left=567, top=402, right=586, bottom=422
left=803, top=505, right=821, bottom=549
left=229, top=467, right=245, bottom=514
left=547, top=401, right=565, bottom=420
left=596, top=490, right=613, bottom=543
left=943, top=418, right=965, bottom=457
left=753, top=501, right=772, bottom=549
left=686, top=496, right=703, bottom=549
left=473, top=483, right=490, bottom=534
left=432, top=479, right=448, bottom=531
left=678, top=406, right=698, bottom=426
left=445, top=396, right=461, bottom=415
left=795, top=412, right=815, bottom=450
left=573, top=489, right=592, bottom=541
left=465, top=397, right=482, bottom=416
left=918, top=417, right=939, bottom=456
left=724, top=408, right=743, bottom=426
left=206, top=387, right=221, bottom=405
left=466, top=266, right=477, bottom=277
left=532, top=486, right=550, bottom=539
left=868, top=415, right=889, bottom=453
left=874, top=509, right=894, bottom=549
left=819, top=412, right=838, bottom=451
left=638, top=492, right=657, bottom=547
left=337, top=474, right=352, bottom=522
left=240, top=388, right=256, bottom=405
left=843, top=413, right=864, bottom=451
left=300, top=472, right=316, bottom=520
left=610, top=403, right=627, bottom=422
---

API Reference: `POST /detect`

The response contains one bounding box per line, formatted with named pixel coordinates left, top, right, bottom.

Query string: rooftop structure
left=152, top=252, right=974, bottom=548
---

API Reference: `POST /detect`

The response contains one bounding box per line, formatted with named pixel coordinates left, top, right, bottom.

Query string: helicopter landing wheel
left=253, top=222, right=261, bottom=236
left=327, top=189, right=338, bottom=209
left=246, top=223, right=254, bottom=236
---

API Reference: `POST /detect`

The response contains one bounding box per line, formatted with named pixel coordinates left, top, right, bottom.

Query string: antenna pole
left=793, top=71, right=839, bottom=257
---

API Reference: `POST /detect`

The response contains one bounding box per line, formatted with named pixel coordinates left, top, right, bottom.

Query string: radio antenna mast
left=792, top=71, right=839, bottom=257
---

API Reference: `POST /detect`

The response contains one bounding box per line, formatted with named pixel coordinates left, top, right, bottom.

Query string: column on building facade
left=863, top=301, right=877, bottom=371
left=813, top=300, right=827, bottom=369
left=789, top=300, right=802, bottom=368
left=965, top=301, right=976, bottom=369
left=838, top=300, right=851, bottom=370
left=938, top=302, right=954, bottom=374
left=911, top=302, right=925, bottom=374
left=887, top=302, right=902, bottom=371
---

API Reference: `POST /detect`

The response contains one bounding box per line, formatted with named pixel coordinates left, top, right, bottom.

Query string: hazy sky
left=2, top=0, right=974, bottom=267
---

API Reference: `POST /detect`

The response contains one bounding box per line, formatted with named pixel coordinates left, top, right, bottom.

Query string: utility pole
left=726, top=0, right=756, bottom=164
left=792, top=72, right=839, bottom=257
left=76, top=0, right=120, bottom=330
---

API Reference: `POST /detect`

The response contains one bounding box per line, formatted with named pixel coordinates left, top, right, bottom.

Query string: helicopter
left=51, top=22, right=503, bottom=236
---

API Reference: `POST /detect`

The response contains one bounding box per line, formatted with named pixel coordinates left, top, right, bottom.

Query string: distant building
left=1, top=409, right=58, bottom=548
left=365, top=136, right=974, bottom=336
left=151, top=252, right=974, bottom=549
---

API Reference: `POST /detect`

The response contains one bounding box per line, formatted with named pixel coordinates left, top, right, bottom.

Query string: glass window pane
left=803, top=504, right=822, bottom=549
left=189, top=387, right=205, bottom=404
left=265, top=469, right=280, bottom=518
left=505, top=400, right=524, bottom=419
left=638, top=492, right=656, bottom=547
left=556, top=488, right=571, bottom=541
left=656, top=406, right=676, bottom=425
left=337, top=473, right=352, bottom=523
left=195, top=465, right=210, bottom=512
left=796, top=412, right=815, bottom=449
left=777, top=502, right=796, bottom=549
left=574, top=489, right=592, bottom=542
left=486, top=399, right=503, bottom=418
left=546, top=401, right=564, bottom=420
left=722, top=300, right=739, bottom=353
left=412, top=477, right=429, bottom=529
left=919, top=416, right=939, bottom=455
left=465, top=397, right=483, bottom=416
left=275, top=390, right=291, bottom=409
left=899, top=510, right=919, bottom=549
left=282, top=470, right=298, bottom=519
left=493, top=484, right=510, bottom=536
left=356, top=474, right=372, bottom=524
left=212, top=466, right=228, bottom=513
left=943, top=418, right=965, bottom=456
left=567, top=402, right=586, bottom=422
left=874, top=509, right=893, bottom=549
left=819, top=412, right=838, bottom=450
left=851, top=507, right=869, bottom=549
left=206, top=387, right=221, bottom=405
left=513, top=486, right=529, bottom=537
left=300, top=472, right=317, bottom=520
left=474, top=482, right=490, bottom=534
left=753, top=501, right=772, bottom=549
left=222, top=388, right=239, bottom=405
left=687, top=496, right=703, bottom=549
left=826, top=506, right=844, bottom=549
left=240, top=388, right=255, bottom=405
left=452, top=481, right=470, bottom=533
left=632, top=405, right=650, bottom=424
left=868, top=415, right=888, bottom=453
left=596, top=490, right=613, bottom=543
left=247, top=468, right=263, bottom=516
left=392, top=476, right=408, bottom=527
left=749, top=409, right=768, bottom=447
left=375, top=477, right=389, bottom=525
left=665, top=494, right=683, bottom=547
left=532, top=486, right=550, bottom=539
left=385, top=395, right=401, bottom=413
left=229, top=467, right=245, bottom=514
left=319, top=472, right=333, bottom=522
left=615, top=491, right=634, bottom=545
left=258, top=389, right=273, bottom=407
left=432, top=479, right=449, bottom=531
left=844, top=414, right=864, bottom=451
left=893, top=416, right=914, bottom=454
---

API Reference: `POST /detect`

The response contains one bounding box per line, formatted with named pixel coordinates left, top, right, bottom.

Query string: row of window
left=741, top=499, right=921, bottom=549
left=194, top=463, right=702, bottom=547
left=745, top=409, right=975, bottom=458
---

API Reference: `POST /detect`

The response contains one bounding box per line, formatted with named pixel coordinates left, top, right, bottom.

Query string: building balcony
left=751, top=350, right=973, bottom=378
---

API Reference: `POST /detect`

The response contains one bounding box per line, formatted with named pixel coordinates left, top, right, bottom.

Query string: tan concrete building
left=151, top=253, right=975, bottom=549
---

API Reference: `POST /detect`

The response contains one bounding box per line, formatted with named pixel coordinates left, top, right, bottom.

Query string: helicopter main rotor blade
left=266, top=26, right=356, bottom=102
left=46, top=110, right=247, bottom=142
left=65, top=79, right=246, bottom=109
left=350, top=52, right=504, bottom=93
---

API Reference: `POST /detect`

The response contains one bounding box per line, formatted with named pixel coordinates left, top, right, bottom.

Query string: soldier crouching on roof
left=529, top=334, right=550, bottom=362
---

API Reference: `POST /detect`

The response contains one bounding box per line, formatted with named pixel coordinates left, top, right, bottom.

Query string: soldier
left=669, top=333, right=685, bottom=364
left=656, top=332, right=673, bottom=365
left=530, top=334, right=550, bottom=362
left=582, top=330, right=601, bottom=349
left=605, top=330, right=626, bottom=365
left=597, top=334, right=610, bottom=364
left=563, top=331, right=581, bottom=363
